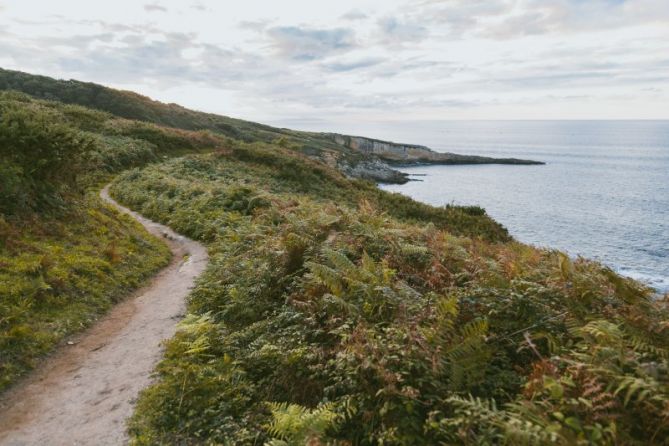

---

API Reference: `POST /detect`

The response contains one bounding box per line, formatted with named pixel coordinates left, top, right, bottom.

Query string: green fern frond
left=307, top=261, right=344, bottom=296
left=614, top=376, right=660, bottom=407
left=578, top=320, right=623, bottom=346
left=557, top=252, right=573, bottom=280
left=625, top=332, right=669, bottom=359
left=265, top=402, right=338, bottom=445
left=324, top=248, right=357, bottom=276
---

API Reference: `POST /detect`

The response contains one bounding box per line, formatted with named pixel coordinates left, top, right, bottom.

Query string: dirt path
left=0, top=185, right=208, bottom=446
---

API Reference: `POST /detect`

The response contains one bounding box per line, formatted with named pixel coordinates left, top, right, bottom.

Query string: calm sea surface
left=378, top=121, right=669, bottom=293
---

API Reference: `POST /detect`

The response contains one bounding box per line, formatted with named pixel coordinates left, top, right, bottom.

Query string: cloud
left=322, top=57, right=384, bottom=72
left=407, top=0, right=669, bottom=39
left=1, top=0, right=667, bottom=120
left=341, top=10, right=368, bottom=21
left=411, top=0, right=512, bottom=37
left=266, top=26, right=356, bottom=61
left=143, top=3, right=167, bottom=13
left=372, top=59, right=457, bottom=79
left=0, top=26, right=274, bottom=88
left=239, top=20, right=272, bottom=32
left=377, top=16, right=428, bottom=45
left=190, top=2, right=209, bottom=11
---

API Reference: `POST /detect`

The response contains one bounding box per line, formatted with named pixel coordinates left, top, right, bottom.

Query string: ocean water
left=378, top=121, right=669, bottom=294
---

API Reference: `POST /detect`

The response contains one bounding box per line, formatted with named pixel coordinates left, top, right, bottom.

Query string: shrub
left=0, top=101, right=93, bottom=214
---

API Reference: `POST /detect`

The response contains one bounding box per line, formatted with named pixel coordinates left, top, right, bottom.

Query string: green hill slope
left=1, top=71, right=667, bottom=445
left=0, top=79, right=507, bottom=391
left=0, top=68, right=543, bottom=184
left=0, top=91, right=171, bottom=390
left=114, top=147, right=668, bottom=446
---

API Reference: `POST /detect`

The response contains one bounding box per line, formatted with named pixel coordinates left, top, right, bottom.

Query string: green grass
left=0, top=90, right=179, bottom=391
left=0, top=67, right=355, bottom=158
left=0, top=196, right=170, bottom=391
left=110, top=148, right=669, bottom=446
left=110, top=144, right=509, bottom=243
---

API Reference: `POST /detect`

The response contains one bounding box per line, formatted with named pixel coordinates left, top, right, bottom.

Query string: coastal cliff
left=0, top=68, right=542, bottom=186
left=326, top=133, right=544, bottom=166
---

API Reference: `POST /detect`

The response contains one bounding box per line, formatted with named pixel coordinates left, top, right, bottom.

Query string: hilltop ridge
left=0, top=68, right=542, bottom=183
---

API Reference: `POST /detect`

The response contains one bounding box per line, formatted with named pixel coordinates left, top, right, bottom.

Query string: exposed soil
left=0, top=185, right=208, bottom=445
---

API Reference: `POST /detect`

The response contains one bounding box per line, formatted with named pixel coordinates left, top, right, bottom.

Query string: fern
left=557, top=252, right=573, bottom=281
left=265, top=402, right=338, bottom=446
left=176, top=313, right=216, bottom=357
left=307, top=261, right=344, bottom=296
left=578, top=320, right=623, bottom=346
left=614, top=375, right=661, bottom=407
left=323, top=248, right=357, bottom=277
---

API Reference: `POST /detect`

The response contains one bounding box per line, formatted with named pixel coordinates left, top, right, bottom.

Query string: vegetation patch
left=2, top=72, right=667, bottom=444
left=112, top=149, right=669, bottom=445
left=0, top=194, right=170, bottom=391
left=0, top=92, right=171, bottom=391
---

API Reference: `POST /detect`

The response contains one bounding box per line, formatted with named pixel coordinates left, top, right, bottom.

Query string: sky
left=1, top=0, right=668, bottom=134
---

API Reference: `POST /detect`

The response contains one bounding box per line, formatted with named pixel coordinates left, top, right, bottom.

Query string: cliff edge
left=326, top=133, right=544, bottom=166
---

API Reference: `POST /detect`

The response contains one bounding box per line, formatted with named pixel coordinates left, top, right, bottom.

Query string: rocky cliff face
left=326, top=133, right=544, bottom=166
left=338, top=158, right=410, bottom=184
left=330, top=134, right=427, bottom=161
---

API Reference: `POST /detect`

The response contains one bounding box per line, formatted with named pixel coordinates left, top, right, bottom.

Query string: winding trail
left=0, top=185, right=208, bottom=446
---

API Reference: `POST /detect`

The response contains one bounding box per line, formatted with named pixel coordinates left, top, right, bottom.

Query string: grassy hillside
left=1, top=72, right=668, bottom=445
left=110, top=146, right=669, bottom=445
left=0, top=68, right=542, bottom=185
left=0, top=68, right=352, bottom=155
left=0, top=91, right=174, bottom=390
left=0, top=199, right=170, bottom=390
left=0, top=84, right=506, bottom=393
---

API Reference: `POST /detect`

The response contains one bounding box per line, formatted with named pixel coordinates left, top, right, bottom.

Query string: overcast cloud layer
left=1, top=0, right=668, bottom=131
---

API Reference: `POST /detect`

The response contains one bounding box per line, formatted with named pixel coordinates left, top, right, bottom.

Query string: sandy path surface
left=0, top=185, right=208, bottom=446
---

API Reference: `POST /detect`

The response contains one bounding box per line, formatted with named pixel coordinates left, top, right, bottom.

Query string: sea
left=373, top=120, right=669, bottom=294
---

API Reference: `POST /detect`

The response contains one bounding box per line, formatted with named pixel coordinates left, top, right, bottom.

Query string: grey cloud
left=239, top=20, right=272, bottom=32
left=486, top=62, right=669, bottom=90
left=190, top=2, right=209, bottom=11
left=341, top=10, right=368, bottom=21
left=27, top=33, right=116, bottom=50
left=58, top=34, right=199, bottom=82
left=3, top=1, right=667, bottom=120
left=372, top=59, right=458, bottom=79
left=485, top=0, right=669, bottom=39
left=322, top=57, right=384, bottom=72
left=411, top=0, right=512, bottom=37
left=377, top=16, right=429, bottom=45
left=500, top=71, right=612, bottom=88
left=266, top=26, right=356, bottom=61
left=144, top=3, right=168, bottom=13
left=409, top=0, right=669, bottom=39
left=0, top=26, right=274, bottom=88
left=340, top=94, right=476, bottom=110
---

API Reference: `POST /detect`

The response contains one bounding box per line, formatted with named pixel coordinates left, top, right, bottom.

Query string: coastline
left=381, top=162, right=668, bottom=296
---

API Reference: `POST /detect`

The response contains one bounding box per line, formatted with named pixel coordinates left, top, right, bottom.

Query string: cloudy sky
left=1, top=0, right=668, bottom=133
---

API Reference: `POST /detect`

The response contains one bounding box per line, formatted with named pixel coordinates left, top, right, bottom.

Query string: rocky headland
left=326, top=133, right=544, bottom=184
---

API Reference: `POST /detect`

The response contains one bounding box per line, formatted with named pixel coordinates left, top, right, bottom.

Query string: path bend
left=0, top=185, right=208, bottom=446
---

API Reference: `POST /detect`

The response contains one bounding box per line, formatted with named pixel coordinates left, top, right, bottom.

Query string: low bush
left=0, top=100, right=94, bottom=214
